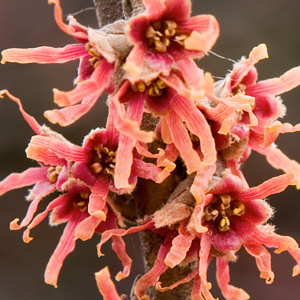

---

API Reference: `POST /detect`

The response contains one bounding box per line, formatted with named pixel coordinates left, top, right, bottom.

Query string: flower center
left=91, top=144, right=116, bottom=176
left=73, top=192, right=90, bottom=211
left=85, top=42, right=101, bottom=68
left=232, top=83, right=246, bottom=95
left=203, top=194, right=245, bottom=232
left=131, top=78, right=166, bottom=97
left=47, top=166, right=63, bottom=183
left=146, top=20, right=188, bottom=52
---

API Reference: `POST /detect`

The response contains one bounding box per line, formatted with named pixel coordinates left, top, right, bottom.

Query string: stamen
left=91, top=145, right=116, bottom=176
left=146, top=19, right=189, bottom=52
left=47, top=165, right=62, bottom=183
left=85, top=42, right=100, bottom=68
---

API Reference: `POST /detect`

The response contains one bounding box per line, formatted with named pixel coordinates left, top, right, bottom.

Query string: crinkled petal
left=88, top=179, right=109, bottom=218
left=234, top=173, right=294, bottom=200
left=190, top=165, right=216, bottom=204
left=166, top=110, right=201, bottom=173
left=48, top=0, right=88, bottom=40
left=44, top=94, right=100, bottom=126
left=134, top=234, right=172, bottom=300
left=0, top=167, right=47, bottom=196
left=112, top=236, right=133, bottom=281
left=229, top=44, right=268, bottom=91
left=2, top=44, right=86, bottom=64
left=247, top=66, right=300, bottom=96
left=172, top=94, right=217, bottom=166
left=252, top=144, right=300, bottom=188
left=26, top=135, right=90, bottom=164
left=244, top=244, right=274, bottom=284
left=164, top=222, right=194, bottom=268
left=216, top=257, right=250, bottom=300
left=45, top=210, right=84, bottom=287
left=10, top=180, right=55, bottom=231
left=110, top=86, right=153, bottom=144
left=53, top=59, right=113, bottom=107
left=95, top=267, right=122, bottom=300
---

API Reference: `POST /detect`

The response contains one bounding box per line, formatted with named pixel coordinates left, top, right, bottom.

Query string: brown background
left=0, top=0, right=300, bottom=299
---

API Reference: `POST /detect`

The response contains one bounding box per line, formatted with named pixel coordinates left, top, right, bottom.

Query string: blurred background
left=0, top=0, right=300, bottom=299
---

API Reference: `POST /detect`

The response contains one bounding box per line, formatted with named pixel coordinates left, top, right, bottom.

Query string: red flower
left=1, top=0, right=116, bottom=126
left=123, top=0, right=219, bottom=87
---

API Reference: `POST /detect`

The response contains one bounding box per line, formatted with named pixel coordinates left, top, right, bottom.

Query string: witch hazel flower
left=1, top=0, right=129, bottom=126
left=0, top=90, right=70, bottom=230
left=124, top=0, right=219, bottom=88
left=117, top=168, right=299, bottom=300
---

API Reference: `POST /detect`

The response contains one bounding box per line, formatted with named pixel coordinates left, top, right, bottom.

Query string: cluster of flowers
left=1, top=0, right=300, bottom=299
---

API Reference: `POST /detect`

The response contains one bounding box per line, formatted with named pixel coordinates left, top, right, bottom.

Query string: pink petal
left=144, top=0, right=166, bottom=20
left=112, top=236, right=132, bottom=281
left=234, top=173, right=294, bottom=200
left=10, top=180, right=55, bottom=231
left=53, top=59, right=113, bottom=107
left=166, top=110, right=201, bottom=173
left=22, top=193, right=71, bottom=243
left=123, top=43, right=146, bottom=81
left=134, top=234, right=172, bottom=300
left=0, top=90, right=41, bottom=134
left=229, top=44, right=268, bottom=91
left=174, top=57, right=203, bottom=89
left=88, top=179, right=109, bottom=218
left=216, top=257, right=250, bottom=300
left=0, top=167, right=47, bottom=196
left=75, top=215, right=103, bottom=241
left=110, top=85, right=154, bottom=143
left=263, top=121, right=300, bottom=147
left=172, top=94, right=217, bottom=166
left=247, top=66, right=300, bottom=96
left=97, top=221, right=154, bottom=256
left=44, top=94, right=100, bottom=126
left=95, top=267, right=121, bottom=300
left=45, top=210, right=84, bottom=287
left=190, top=164, right=216, bottom=204
left=156, top=269, right=198, bottom=292
left=164, top=221, right=194, bottom=268
left=114, top=94, right=145, bottom=189
left=26, top=135, right=90, bottom=164
left=199, top=233, right=216, bottom=300
left=251, top=145, right=300, bottom=188
left=164, top=0, right=191, bottom=20
left=244, top=244, right=274, bottom=284
left=179, top=15, right=219, bottom=53
left=1, top=44, right=86, bottom=64
left=49, top=0, right=88, bottom=40
left=191, top=275, right=205, bottom=300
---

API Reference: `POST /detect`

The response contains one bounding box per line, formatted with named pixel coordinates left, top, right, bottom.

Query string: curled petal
left=53, top=59, right=113, bottom=107
left=216, top=258, right=250, bottom=300
left=44, top=94, right=100, bottom=126
left=88, top=179, right=109, bottom=218
left=264, top=121, right=300, bottom=147
left=244, top=244, right=274, bottom=284
left=0, top=90, right=41, bottom=134
left=48, top=0, right=88, bottom=40
left=95, top=267, right=121, bottom=300
left=252, top=145, right=300, bottom=188
left=134, top=234, right=172, bottom=300
left=143, top=0, right=165, bottom=20
left=112, top=236, right=132, bottom=281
